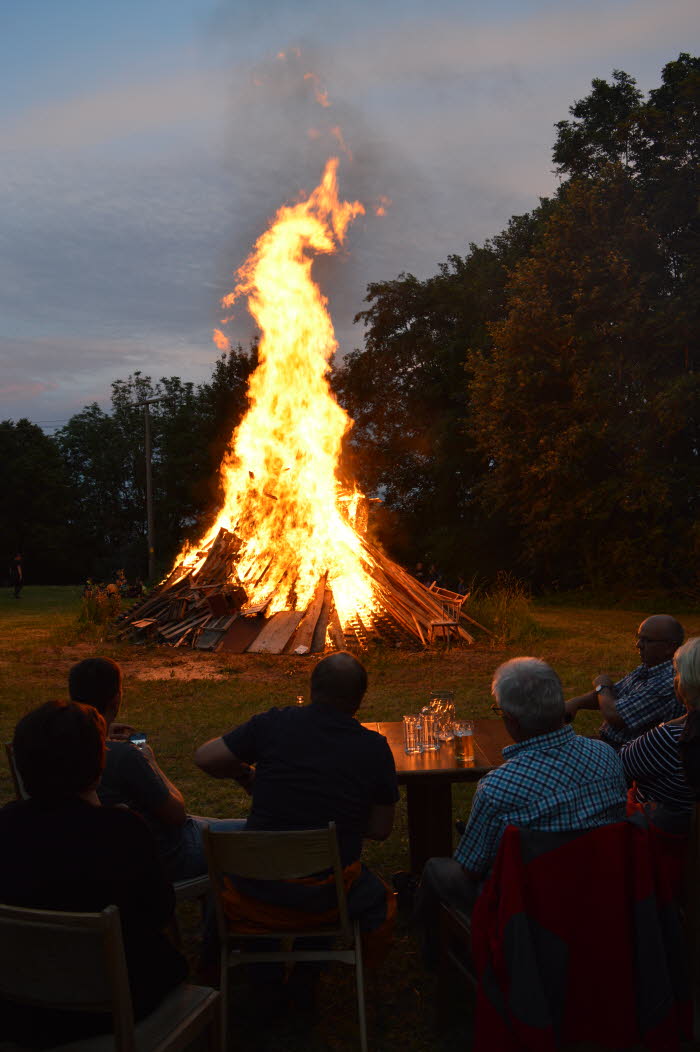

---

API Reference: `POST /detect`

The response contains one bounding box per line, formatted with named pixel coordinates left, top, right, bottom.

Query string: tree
left=553, top=70, right=643, bottom=177
left=0, top=419, right=78, bottom=583
left=56, top=346, right=257, bottom=580
left=334, top=208, right=550, bottom=577
left=470, top=168, right=699, bottom=589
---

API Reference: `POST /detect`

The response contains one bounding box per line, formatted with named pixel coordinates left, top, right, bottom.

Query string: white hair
left=492, top=657, right=564, bottom=732
left=674, top=637, right=700, bottom=708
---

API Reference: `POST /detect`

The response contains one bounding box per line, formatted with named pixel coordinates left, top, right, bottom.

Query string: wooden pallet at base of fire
left=118, top=526, right=489, bottom=652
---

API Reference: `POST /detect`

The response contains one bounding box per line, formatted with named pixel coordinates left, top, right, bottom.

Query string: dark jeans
left=413, top=857, right=480, bottom=970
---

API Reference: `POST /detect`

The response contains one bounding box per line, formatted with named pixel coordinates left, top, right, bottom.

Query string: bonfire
left=122, top=160, right=480, bottom=654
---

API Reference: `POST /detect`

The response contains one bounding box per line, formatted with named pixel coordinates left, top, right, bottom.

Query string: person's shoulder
left=573, top=733, right=624, bottom=768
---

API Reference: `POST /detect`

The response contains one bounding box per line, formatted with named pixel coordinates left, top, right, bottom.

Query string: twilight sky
left=1, top=0, right=697, bottom=429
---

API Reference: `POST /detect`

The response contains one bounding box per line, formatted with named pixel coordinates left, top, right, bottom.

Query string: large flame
left=177, top=158, right=380, bottom=628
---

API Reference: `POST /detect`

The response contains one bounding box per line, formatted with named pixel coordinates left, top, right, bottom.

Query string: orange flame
left=178, top=160, right=381, bottom=627
left=212, top=328, right=229, bottom=350
left=304, top=72, right=331, bottom=107
left=375, top=195, right=392, bottom=217
left=330, top=125, right=353, bottom=162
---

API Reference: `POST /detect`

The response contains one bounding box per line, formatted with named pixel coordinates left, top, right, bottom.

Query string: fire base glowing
left=123, top=161, right=473, bottom=653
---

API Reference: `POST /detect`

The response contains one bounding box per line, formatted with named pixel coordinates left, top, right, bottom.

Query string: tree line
left=3, top=55, right=698, bottom=593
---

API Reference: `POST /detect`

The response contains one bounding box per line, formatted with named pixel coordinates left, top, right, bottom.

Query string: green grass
left=2, top=587, right=698, bottom=1049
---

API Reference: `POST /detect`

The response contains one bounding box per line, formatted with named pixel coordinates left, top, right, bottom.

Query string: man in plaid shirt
left=415, top=657, right=626, bottom=966
left=565, top=615, right=685, bottom=748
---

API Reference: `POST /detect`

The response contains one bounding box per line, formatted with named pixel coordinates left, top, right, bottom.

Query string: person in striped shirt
left=620, top=636, right=700, bottom=828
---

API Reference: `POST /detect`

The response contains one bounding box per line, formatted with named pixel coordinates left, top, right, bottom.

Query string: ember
left=123, top=160, right=480, bottom=653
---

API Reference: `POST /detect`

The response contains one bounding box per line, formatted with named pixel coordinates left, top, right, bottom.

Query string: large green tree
left=470, top=166, right=699, bottom=589
left=56, top=345, right=257, bottom=580
left=334, top=208, right=549, bottom=577
left=0, top=419, right=78, bottom=583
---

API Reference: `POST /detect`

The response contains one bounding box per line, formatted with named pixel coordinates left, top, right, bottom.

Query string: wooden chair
left=0, top=902, right=221, bottom=1052
left=427, top=586, right=469, bottom=649
left=204, top=821, right=368, bottom=1052
left=4, top=741, right=210, bottom=945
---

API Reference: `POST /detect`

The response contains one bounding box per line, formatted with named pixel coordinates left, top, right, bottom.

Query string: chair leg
left=354, top=922, right=368, bottom=1052
left=208, top=998, right=224, bottom=1052
left=219, top=947, right=229, bottom=1051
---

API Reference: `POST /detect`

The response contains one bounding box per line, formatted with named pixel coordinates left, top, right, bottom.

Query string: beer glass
left=453, top=720, right=474, bottom=766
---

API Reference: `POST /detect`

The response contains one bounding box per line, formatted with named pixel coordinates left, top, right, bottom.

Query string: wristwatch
left=595, top=683, right=613, bottom=695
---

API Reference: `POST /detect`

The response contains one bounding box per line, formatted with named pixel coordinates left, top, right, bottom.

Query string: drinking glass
left=403, top=715, right=422, bottom=755
left=453, top=720, right=474, bottom=766
left=430, top=691, right=456, bottom=740
left=420, top=711, right=441, bottom=752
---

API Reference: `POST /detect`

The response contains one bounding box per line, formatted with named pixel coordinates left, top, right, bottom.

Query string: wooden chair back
left=204, top=821, right=351, bottom=941
left=0, top=903, right=135, bottom=1050
left=5, top=741, right=29, bottom=800
left=204, top=822, right=367, bottom=1051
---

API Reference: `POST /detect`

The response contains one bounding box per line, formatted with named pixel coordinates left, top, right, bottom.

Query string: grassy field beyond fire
left=1, top=587, right=698, bottom=1050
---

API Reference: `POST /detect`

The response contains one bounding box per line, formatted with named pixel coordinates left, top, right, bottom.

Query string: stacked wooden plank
left=118, top=526, right=488, bottom=654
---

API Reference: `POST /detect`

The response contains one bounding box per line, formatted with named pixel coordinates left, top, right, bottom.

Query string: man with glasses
left=565, top=615, right=685, bottom=748
left=415, top=657, right=626, bottom=967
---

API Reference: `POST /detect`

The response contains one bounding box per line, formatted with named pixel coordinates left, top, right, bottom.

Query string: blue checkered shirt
left=454, top=726, right=626, bottom=877
left=599, top=661, right=683, bottom=748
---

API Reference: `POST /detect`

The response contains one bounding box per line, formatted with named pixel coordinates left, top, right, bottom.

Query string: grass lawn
left=2, top=586, right=698, bottom=1050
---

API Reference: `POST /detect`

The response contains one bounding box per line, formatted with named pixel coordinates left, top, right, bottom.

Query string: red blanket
left=471, top=819, right=691, bottom=1051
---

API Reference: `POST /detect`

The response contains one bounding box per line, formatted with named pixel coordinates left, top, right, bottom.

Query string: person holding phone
left=68, top=657, right=243, bottom=881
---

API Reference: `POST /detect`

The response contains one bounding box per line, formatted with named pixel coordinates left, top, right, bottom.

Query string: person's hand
left=108, top=722, right=136, bottom=741
left=593, top=675, right=614, bottom=690
left=234, top=764, right=255, bottom=795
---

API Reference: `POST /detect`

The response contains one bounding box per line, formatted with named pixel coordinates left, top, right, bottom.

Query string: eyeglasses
left=636, top=635, right=671, bottom=646
left=491, top=702, right=503, bottom=715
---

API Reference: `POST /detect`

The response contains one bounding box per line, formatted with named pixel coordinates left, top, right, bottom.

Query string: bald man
left=195, top=652, right=398, bottom=856
left=566, top=615, right=685, bottom=748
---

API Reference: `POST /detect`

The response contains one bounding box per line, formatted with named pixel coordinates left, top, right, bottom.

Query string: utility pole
left=134, top=397, right=164, bottom=581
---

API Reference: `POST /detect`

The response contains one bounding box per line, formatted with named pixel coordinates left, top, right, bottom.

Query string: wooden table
left=363, top=719, right=511, bottom=872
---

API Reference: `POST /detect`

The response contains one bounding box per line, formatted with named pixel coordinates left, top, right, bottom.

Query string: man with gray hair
left=415, top=657, right=626, bottom=966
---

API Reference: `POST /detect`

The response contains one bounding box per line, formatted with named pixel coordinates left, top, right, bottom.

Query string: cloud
left=1, top=0, right=696, bottom=428
left=1, top=70, right=226, bottom=153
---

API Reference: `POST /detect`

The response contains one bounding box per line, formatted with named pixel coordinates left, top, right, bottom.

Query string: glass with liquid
left=453, top=720, right=474, bottom=766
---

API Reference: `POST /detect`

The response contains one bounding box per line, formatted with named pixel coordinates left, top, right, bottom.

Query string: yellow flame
left=178, top=159, right=381, bottom=627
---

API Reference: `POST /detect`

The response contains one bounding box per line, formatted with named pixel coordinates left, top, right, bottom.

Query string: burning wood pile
left=120, top=519, right=479, bottom=653
left=120, top=159, right=482, bottom=654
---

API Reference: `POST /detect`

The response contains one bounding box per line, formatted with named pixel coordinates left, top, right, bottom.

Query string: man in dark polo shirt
left=194, top=651, right=399, bottom=864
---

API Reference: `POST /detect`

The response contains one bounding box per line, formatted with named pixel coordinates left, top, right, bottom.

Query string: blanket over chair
left=471, top=818, right=691, bottom=1052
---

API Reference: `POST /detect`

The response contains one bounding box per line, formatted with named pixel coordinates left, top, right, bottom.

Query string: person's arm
left=453, top=779, right=505, bottom=879
left=194, top=737, right=255, bottom=792
left=365, top=803, right=395, bottom=841
left=565, top=675, right=622, bottom=724
left=116, top=742, right=187, bottom=827
left=138, top=744, right=187, bottom=825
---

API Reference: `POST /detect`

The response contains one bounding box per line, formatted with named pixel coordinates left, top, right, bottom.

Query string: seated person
left=0, top=700, right=187, bottom=1048
left=416, top=657, right=627, bottom=967
left=194, top=652, right=398, bottom=955
left=69, top=657, right=242, bottom=881
left=565, top=614, right=685, bottom=748
left=621, top=636, right=700, bottom=829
